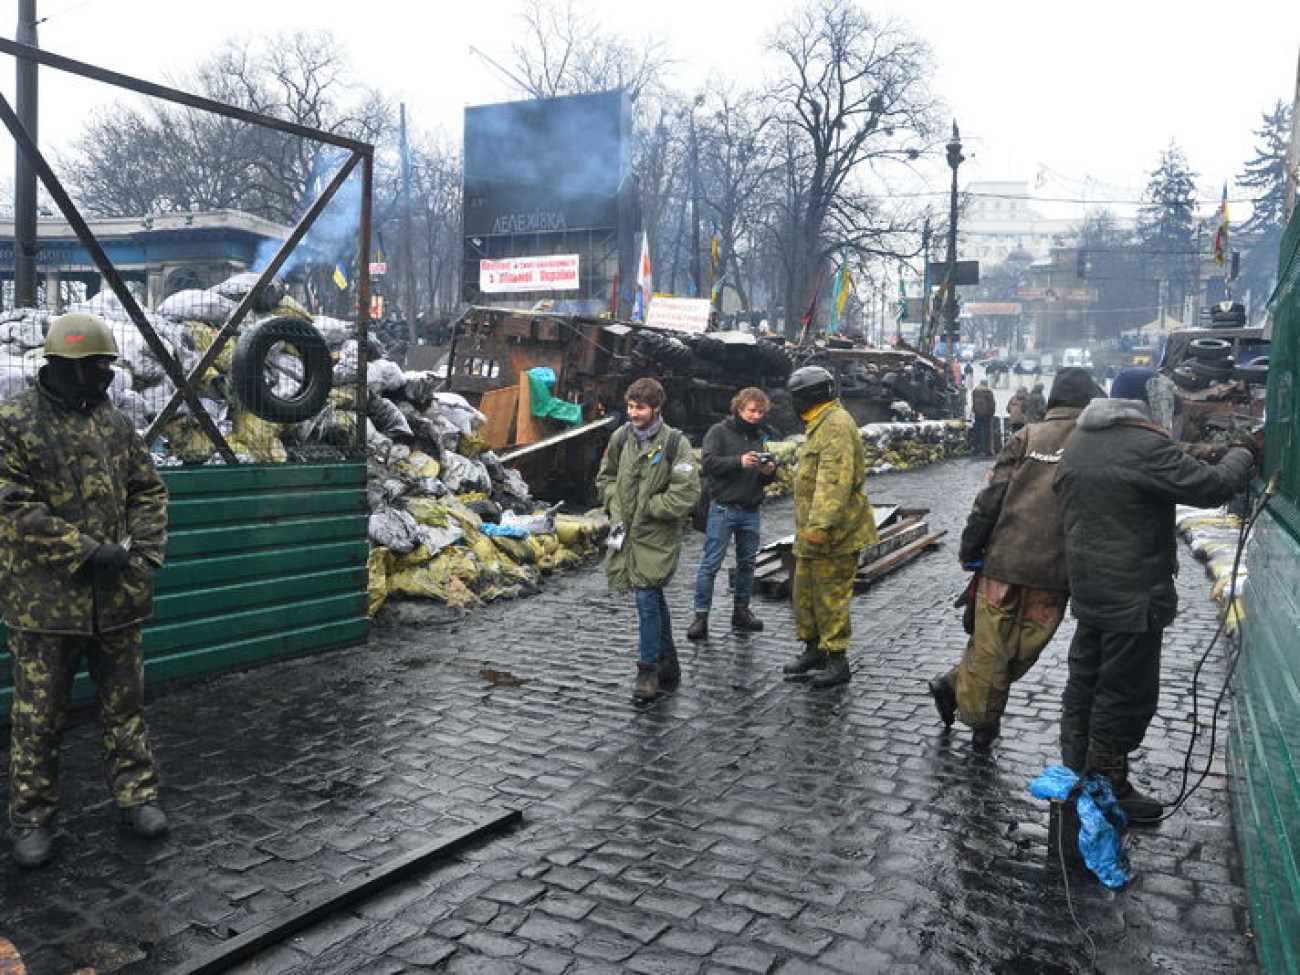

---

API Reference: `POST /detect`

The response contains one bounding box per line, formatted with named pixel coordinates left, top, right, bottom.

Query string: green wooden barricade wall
left=0, top=462, right=370, bottom=721
left=1232, top=205, right=1300, bottom=974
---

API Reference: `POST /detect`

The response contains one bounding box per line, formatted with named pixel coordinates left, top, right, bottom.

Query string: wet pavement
left=0, top=457, right=1257, bottom=974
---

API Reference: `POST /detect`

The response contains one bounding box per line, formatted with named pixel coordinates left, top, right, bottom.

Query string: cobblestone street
left=0, top=457, right=1256, bottom=974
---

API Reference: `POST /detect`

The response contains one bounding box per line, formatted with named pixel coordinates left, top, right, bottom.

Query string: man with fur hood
left=928, top=367, right=1103, bottom=750
left=1052, top=366, right=1252, bottom=822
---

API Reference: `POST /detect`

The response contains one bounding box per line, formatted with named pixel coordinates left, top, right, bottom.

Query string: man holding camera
left=686, top=388, right=777, bottom=641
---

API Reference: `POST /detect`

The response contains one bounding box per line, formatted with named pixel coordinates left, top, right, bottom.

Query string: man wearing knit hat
left=1052, top=366, right=1253, bottom=822
left=929, top=367, right=1103, bottom=750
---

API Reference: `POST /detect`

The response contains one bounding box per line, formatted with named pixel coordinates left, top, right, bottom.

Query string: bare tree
left=764, top=0, right=940, bottom=336
left=62, top=31, right=392, bottom=224
left=507, top=0, right=672, bottom=102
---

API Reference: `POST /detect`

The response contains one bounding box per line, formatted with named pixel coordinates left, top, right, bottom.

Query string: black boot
left=782, top=643, right=827, bottom=679
left=971, top=720, right=1000, bottom=752
left=121, top=803, right=169, bottom=838
left=1048, top=798, right=1085, bottom=865
left=632, top=663, right=660, bottom=704
left=1059, top=718, right=1089, bottom=774
left=12, top=825, right=54, bottom=868
left=731, top=605, right=764, bottom=632
left=686, top=613, right=709, bottom=641
left=1086, top=740, right=1164, bottom=825
left=809, top=653, right=850, bottom=689
left=658, top=650, right=681, bottom=692
left=928, top=672, right=957, bottom=727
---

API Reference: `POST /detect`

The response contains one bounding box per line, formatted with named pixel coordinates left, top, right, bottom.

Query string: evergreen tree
left=1235, top=101, right=1294, bottom=313
left=1137, top=142, right=1200, bottom=323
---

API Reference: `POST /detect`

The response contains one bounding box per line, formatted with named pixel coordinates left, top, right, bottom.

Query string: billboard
left=480, top=254, right=580, bottom=293
left=463, top=90, right=629, bottom=237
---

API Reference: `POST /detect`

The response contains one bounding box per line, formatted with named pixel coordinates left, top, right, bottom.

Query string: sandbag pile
left=0, top=276, right=607, bottom=615
left=1177, top=506, right=1246, bottom=631
left=761, top=418, right=968, bottom=497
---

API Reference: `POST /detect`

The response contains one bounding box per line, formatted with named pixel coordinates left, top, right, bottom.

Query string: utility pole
left=399, top=103, right=416, bottom=345
left=688, top=94, right=704, bottom=301
left=943, top=121, right=964, bottom=367
left=15, top=0, right=39, bottom=309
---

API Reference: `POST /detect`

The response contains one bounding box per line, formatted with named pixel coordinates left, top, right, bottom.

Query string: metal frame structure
left=0, top=36, right=375, bottom=461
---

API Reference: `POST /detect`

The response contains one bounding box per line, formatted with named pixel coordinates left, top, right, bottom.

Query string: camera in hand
left=756, top=452, right=775, bottom=465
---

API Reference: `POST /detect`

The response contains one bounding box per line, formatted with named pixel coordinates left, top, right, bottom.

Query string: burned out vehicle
left=441, top=306, right=793, bottom=498
left=797, top=344, right=964, bottom=425
left=1158, top=317, right=1268, bottom=443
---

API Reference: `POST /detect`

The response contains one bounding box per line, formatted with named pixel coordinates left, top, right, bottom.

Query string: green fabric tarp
left=527, top=368, right=583, bottom=426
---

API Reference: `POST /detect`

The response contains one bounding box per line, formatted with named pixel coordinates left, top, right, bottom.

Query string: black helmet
left=787, top=365, right=836, bottom=415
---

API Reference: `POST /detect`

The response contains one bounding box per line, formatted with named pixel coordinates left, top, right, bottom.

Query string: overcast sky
left=3, top=0, right=1298, bottom=222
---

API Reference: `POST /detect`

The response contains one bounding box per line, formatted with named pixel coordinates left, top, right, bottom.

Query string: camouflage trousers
left=7, top=626, right=160, bottom=828
left=793, top=553, right=859, bottom=653
left=951, top=577, right=1067, bottom=729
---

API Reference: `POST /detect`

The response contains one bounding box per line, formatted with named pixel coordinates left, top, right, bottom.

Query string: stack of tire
left=1171, top=337, right=1236, bottom=390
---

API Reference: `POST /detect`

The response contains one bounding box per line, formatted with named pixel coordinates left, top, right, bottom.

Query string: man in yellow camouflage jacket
left=0, top=313, right=169, bottom=868
left=781, top=366, right=878, bottom=688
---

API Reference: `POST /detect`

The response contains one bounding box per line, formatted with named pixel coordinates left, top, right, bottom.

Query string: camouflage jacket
left=793, top=402, right=877, bottom=558
left=0, top=384, right=168, bottom=635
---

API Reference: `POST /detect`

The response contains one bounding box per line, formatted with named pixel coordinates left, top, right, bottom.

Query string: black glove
left=1228, top=430, right=1264, bottom=466
left=89, top=543, right=131, bottom=573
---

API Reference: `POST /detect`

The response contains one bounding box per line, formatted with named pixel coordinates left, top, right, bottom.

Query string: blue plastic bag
left=1028, top=765, right=1131, bottom=888
left=480, top=522, right=530, bottom=538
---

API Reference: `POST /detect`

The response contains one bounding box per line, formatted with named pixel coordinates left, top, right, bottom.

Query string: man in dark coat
left=686, top=387, right=777, bottom=641
left=929, top=368, right=1103, bottom=749
left=969, top=380, right=996, bottom=455
left=1052, top=366, right=1252, bottom=822
left=1, top=314, right=170, bottom=868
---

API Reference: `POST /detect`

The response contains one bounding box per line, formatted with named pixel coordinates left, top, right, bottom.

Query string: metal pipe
left=13, top=0, right=38, bottom=307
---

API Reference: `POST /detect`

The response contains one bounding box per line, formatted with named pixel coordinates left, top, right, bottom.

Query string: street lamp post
left=943, top=121, right=964, bottom=369
left=688, top=94, right=704, bottom=303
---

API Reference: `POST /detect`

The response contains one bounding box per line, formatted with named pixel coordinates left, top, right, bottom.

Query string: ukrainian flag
left=332, top=264, right=349, bottom=290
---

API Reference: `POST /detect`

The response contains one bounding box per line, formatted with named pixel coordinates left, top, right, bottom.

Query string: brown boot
left=632, top=663, right=659, bottom=704
left=731, top=605, right=764, bottom=632
left=658, top=650, right=681, bottom=692
left=686, top=613, right=709, bottom=641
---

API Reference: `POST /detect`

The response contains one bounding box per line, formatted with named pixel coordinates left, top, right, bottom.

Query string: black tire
left=1188, top=357, right=1235, bottom=382
left=231, top=316, right=333, bottom=424
left=1188, top=338, right=1232, bottom=360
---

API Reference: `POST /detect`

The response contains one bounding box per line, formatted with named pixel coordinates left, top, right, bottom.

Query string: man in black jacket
left=686, top=388, right=776, bottom=641
left=1053, top=367, right=1252, bottom=822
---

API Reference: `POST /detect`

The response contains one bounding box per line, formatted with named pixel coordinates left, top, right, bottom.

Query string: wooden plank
left=142, top=593, right=367, bottom=655
left=854, top=531, right=948, bottom=591
left=151, top=567, right=368, bottom=624
left=514, top=373, right=546, bottom=447
left=165, top=514, right=368, bottom=558
left=157, top=541, right=366, bottom=590
left=161, top=461, right=366, bottom=497
left=479, top=385, right=519, bottom=450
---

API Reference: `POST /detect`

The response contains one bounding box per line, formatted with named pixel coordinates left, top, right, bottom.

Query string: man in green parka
left=596, top=377, right=701, bottom=704
left=1, top=313, right=170, bottom=868
left=781, top=366, right=877, bottom=688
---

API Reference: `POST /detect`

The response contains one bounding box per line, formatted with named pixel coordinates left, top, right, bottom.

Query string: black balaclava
left=40, top=355, right=115, bottom=410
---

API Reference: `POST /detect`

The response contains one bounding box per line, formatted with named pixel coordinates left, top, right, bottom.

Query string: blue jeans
left=634, top=587, right=674, bottom=665
left=692, top=501, right=761, bottom=613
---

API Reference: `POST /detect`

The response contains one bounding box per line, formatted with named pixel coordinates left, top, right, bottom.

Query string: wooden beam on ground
left=172, top=808, right=522, bottom=975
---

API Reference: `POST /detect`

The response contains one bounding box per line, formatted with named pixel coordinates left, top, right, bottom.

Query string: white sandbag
left=0, top=355, right=34, bottom=401
left=312, top=315, right=353, bottom=348
left=156, top=289, right=237, bottom=324
left=212, top=272, right=287, bottom=309
left=0, top=313, right=48, bottom=350
left=369, top=506, right=421, bottom=554
left=432, top=392, right=487, bottom=435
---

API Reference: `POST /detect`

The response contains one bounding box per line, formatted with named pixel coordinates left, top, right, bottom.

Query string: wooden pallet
left=753, top=507, right=946, bottom=599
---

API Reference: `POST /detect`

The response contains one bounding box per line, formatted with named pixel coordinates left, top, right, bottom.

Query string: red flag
left=800, top=267, right=826, bottom=330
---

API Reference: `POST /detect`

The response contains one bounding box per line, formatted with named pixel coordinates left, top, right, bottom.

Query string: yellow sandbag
left=159, top=418, right=216, bottom=464
left=404, top=497, right=451, bottom=526
left=394, top=544, right=433, bottom=569
left=395, top=450, right=441, bottom=481
left=367, top=547, right=395, bottom=616
left=458, top=432, right=491, bottom=458
left=270, top=295, right=313, bottom=320
left=230, top=412, right=288, bottom=463
left=329, top=386, right=360, bottom=409
left=389, top=564, right=449, bottom=600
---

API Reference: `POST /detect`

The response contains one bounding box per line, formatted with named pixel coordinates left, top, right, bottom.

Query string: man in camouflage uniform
left=781, top=366, right=878, bottom=688
left=1, top=313, right=170, bottom=868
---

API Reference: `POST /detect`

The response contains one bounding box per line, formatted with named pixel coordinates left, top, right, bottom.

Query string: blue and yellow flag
left=332, top=264, right=349, bottom=290
left=827, top=250, right=851, bottom=336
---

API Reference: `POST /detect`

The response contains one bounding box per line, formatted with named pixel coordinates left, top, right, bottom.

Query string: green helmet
left=44, top=313, right=119, bottom=359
